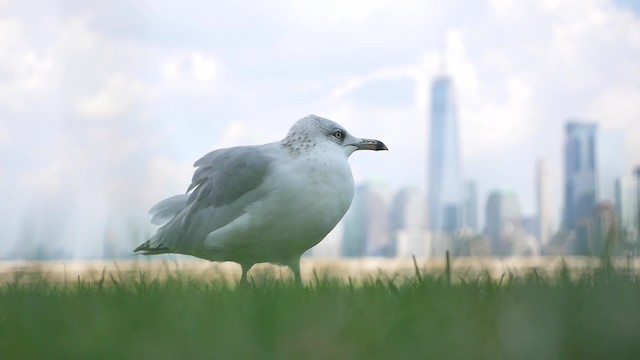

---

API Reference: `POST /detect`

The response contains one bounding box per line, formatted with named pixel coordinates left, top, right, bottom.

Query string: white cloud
left=0, top=18, right=53, bottom=112
left=76, top=74, right=146, bottom=118
left=488, top=0, right=517, bottom=17
left=588, top=87, right=640, bottom=129
left=461, top=76, right=536, bottom=157
left=328, top=66, right=415, bottom=99
left=213, top=121, right=252, bottom=149
left=147, top=156, right=194, bottom=202
left=0, top=123, right=9, bottom=147
left=160, top=51, right=220, bottom=83
left=588, top=87, right=640, bottom=169
left=289, top=0, right=433, bottom=26
left=157, top=51, right=224, bottom=98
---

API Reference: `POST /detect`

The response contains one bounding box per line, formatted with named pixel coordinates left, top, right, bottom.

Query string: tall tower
left=428, top=75, right=463, bottom=233
left=564, top=121, right=598, bottom=231
left=536, top=159, right=552, bottom=246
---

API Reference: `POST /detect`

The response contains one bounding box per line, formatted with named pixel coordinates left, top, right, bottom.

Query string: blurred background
left=1, top=0, right=639, bottom=260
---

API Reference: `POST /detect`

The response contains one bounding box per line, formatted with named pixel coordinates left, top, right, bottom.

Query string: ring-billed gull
left=134, top=115, right=387, bottom=284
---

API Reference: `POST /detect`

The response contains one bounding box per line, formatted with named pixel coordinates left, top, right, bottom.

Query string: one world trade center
left=428, top=75, right=463, bottom=233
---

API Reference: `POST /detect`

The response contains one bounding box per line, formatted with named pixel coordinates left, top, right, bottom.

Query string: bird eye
left=334, top=130, right=344, bottom=139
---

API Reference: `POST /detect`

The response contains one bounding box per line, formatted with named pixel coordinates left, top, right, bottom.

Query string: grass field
left=1, top=260, right=640, bottom=359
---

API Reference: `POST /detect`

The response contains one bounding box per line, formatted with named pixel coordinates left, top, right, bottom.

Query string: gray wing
left=146, top=144, right=277, bottom=253
left=149, top=194, right=189, bottom=225
left=186, top=145, right=273, bottom=207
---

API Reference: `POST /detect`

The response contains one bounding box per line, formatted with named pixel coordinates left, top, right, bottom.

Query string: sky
left=1, top=0, right=639, bottom=259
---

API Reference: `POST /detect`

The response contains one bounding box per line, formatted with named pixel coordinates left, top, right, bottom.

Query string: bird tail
left=134, top=194, right=190, bottom=255
left=133, top=240, right=172, bottom=255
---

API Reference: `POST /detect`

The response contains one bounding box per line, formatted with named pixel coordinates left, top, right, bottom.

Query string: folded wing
left=136, top=144, right=277, bottom=255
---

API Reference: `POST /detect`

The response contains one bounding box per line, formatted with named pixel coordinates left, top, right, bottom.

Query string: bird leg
left=288, top=258, right=302, bottom=286
left=240, top=263, right=252, bottom=287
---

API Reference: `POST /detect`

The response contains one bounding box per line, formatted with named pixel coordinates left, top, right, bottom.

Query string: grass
left=1, top=264, right=640, bottom=359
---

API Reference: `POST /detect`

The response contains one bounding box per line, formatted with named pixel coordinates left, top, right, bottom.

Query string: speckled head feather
left=281, top=114, right=347, bottom=156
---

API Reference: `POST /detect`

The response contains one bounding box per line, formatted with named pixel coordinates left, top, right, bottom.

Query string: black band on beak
left=353, top=138, right=388, bottom=151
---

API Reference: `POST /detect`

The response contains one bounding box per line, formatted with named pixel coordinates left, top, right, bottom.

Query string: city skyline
left=327, top=113, right=638, bottom=259
left=1, top=1, right=639, bottom=259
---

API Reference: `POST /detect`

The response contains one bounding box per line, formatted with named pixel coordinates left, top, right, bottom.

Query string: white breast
left=203, top=146, right=355, bottom=263
left=262, top=149, right=354, bottom=249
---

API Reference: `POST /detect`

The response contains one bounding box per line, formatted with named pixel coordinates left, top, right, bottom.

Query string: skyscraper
left=485, top=190, right=522, bottom=255
left=564, top=121, right=598, bottom=231
left=536, top=159, right=552, bottom=246
left=597, top=130, right=625, bottom=204
left=341, top=182, right=391, bottom=257
left=564, top=121, right=628, bottom=255
left=463, top=180, right=478, bottom=231
left=615, top=176, right=638, bottom=238
left=390, top=187, right=430, bottom=258
left=428, top=75, right=463, bottom=233
left=390, top=187, right=427, bottom=233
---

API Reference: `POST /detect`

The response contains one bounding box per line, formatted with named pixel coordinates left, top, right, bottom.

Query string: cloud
left=213, top=121, right=253, bottom=149
left=0, top=123, right=9, bottom=147
left=1, top=0, right=640, bottom=258
left=328, top=66, right=415, bottom=100
left=146, top=156, right=194, bottom=202
left=0, top=18, right=52, bottom=112
left=588, top=87, right=640, bottom=167
left=461, top=75, right=536, bottom=157
left=76, top=74, right=146, bottom=118
left=159, top=51, right=220, bottom=83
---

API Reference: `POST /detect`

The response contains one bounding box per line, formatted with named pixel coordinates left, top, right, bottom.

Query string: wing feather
left=149, top=194, right=189, bottom=225
left=142, top=144, right=278, bottom=254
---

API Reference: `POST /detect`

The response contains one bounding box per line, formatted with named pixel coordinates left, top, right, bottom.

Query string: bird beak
left=352, top=138, right=388, bottom=151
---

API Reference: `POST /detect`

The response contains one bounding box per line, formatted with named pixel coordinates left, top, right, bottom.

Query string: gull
left=134, top=115, right=387, bottom=284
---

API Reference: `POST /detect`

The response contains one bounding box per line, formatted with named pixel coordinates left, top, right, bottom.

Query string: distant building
left=592, top=201, right=617, bottom=256
left=616, top=176, right=639, bottom=247
left=428, top=75, right=463, bottom=233
left=563, top=122, right=628, bottom=255
left=463, top=180, right=478, bottom=231
left=390, top=187, right=429, bottom=257
left=536, top=159, right=553, bottom=246
left=341, top=182, right=391, bottom=257
left=503, top=224, right=540, bottom=256
left=597, top=130, right=625, bottom=204
left=390, top=187, right=427, bottom=233
left=522, top=216, right=538, bottom=239
left=485, top=190, right=522, bottom=255
left=452, top=228, right=491, bottom=257
left=309, top=222, right=344, bottom=258
left=430, top=232, right=452, bottom=258
left=616, top=177, right=638, bottom=233
left=564, top=121, right=598, bottom=233
left=572, top=200, right=620, bottom=257
left=396, top=230, right=432, bottom=258
left=636, top=166, right=640, bottom=237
